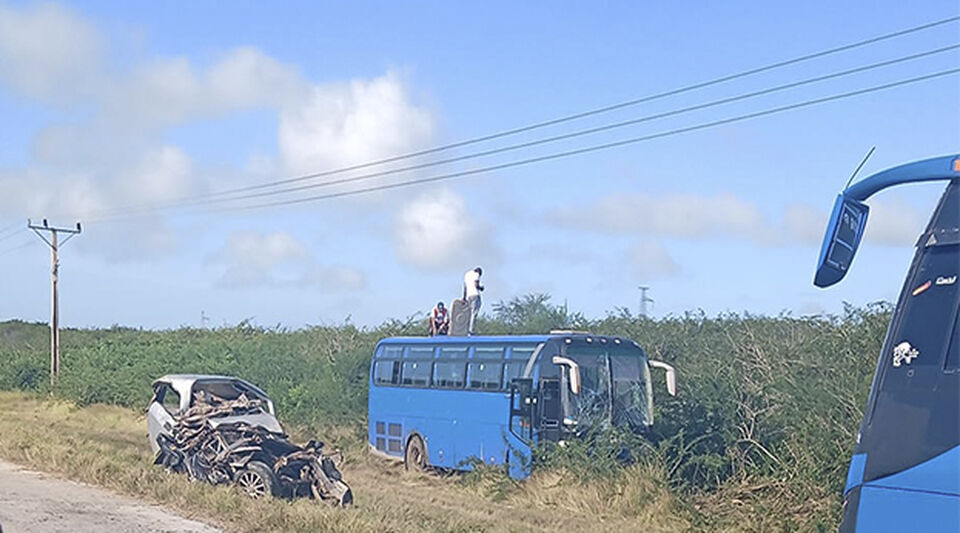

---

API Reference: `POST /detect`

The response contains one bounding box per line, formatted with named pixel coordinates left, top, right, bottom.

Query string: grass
left=0, top=391, right=692, bottom=532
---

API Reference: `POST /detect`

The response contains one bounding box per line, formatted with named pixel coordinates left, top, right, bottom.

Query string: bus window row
left=376, top=344, right=537, bottom=361
left=372, top=359, right=528, bottom=391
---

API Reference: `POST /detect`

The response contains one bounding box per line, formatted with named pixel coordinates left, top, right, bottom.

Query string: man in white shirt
left=463, top=267, right=484, bottom=335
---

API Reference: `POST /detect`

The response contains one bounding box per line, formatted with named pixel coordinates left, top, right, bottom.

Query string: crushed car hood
left=206, top=412, right=284, bottom=434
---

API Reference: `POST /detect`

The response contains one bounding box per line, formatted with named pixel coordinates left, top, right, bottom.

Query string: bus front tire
left=404, top=435, right=427, bottom=471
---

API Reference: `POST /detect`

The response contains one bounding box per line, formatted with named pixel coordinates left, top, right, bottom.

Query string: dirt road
left=0, top=459, right=221, bottom=533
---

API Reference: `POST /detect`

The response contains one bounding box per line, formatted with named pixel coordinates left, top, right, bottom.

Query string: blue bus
left=367, top=332, right=677, bottom=479
left=814, top=155, right=960, bottom=532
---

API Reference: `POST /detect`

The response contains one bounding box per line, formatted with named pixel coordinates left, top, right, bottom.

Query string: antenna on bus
left=844, top=146, right=876, bottom=189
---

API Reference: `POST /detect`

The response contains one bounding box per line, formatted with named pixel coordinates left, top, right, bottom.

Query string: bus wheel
left=404, top=435, right=427, bottom=471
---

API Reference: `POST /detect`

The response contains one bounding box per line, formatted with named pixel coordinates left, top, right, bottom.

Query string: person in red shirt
left=430, top=301, right=450, bottom=336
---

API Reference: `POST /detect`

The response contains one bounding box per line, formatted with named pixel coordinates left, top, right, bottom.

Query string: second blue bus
left=367, top=332, right=676, bottom=479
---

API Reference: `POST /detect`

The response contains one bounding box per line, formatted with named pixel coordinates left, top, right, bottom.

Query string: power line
left=96, top=15, right=960, bottom=215
left=216, top=68, right=959, bottom=212
left=0, top=227, right=26, bottom=244
left=0, top=222, right=21, bottom=236
left=176, top=44, right=960, bottom=209
left=91, top=43, right=960, bottom=221
left=0, top=239, right=34, bottom=257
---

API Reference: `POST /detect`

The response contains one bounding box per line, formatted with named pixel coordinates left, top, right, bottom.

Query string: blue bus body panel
left=845, top=453, right=868, bottom=494
left=369, top=335, right=551, bottom=479
left=848, top=446, right=960, bottom=532
left=864, top=445, right=960, bottom=497
left=855, top=485, right=960, bottom=533
left=368, top=385, right=530, bottom=471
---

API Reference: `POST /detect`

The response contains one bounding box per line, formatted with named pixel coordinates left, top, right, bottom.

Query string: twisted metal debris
left=154, top=392, right=352, bottom=505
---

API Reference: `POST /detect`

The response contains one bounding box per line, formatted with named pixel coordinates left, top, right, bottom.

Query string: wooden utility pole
left=28, top=219, right=81, bottom=386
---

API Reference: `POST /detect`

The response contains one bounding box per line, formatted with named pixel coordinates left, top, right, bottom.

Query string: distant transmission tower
left=638, top=286, right=654, bottom=317
left=28, top=219, right=81, bottom=386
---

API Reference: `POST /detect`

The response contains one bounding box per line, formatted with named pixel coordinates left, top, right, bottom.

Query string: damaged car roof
left=153, top=374, right=271, bottom=401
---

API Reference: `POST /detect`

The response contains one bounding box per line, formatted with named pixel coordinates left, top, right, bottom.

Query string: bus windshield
left=562, top=341, right=653, bottom=431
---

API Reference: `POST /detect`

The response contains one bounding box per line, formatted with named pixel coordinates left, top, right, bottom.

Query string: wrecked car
left=147, top=374, right=352, bottom=505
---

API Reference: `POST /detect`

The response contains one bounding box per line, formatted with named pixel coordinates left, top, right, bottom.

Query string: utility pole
left=28, top=219, right=81, bottom=386
left=638, top=286, right=654, bottom=318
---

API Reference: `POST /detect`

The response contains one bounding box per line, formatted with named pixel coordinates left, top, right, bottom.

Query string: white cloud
left=118, top=146, right=195, bottom=204
left=395, top=188, right=496, bottom=270
left=303, top=264, right=367, bottom=292
left=552, top=192, right=776, bottom=243
left=631, top=239, right=680, bottom=280
left=864, top=198, right=925, bottom=246
left=0, top=2, right=436, bottom=265
left=213, top=230, right=309, bottom=287
left=0, top=2, right=102, bottom=102
left=103, top=47, right=307, bottom=132
left=77, top=215, right=178, bottom=262
left=550, top=189, right=932, bottom=251
left=211, top=230, right=366, bottom=291
left=279, top=72, right=434, bottom=174
left=782, top=204, right=827, bottom=245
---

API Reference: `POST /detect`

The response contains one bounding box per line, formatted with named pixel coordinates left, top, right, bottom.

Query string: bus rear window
left=402, top=361, right=431, bottom=387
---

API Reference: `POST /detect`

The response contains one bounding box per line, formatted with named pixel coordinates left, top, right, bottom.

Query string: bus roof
left=843, top=154, right=959, bottom=202
left=376, top=333, right=640, bottom=346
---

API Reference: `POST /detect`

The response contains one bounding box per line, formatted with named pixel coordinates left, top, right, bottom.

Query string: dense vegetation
left=0, top=295, right=890, bottom=530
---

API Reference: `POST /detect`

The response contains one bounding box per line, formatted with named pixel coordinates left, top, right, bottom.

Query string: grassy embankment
left=0, top=297, right=891, bottom=531
left=0, top=391, right=688, bottom=532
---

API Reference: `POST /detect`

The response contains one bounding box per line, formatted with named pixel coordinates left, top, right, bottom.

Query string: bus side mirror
left=552, top=356, right=581, bottom=395
left=814, top=194, right=869, bottom=288
left=648, top=360, right=677, bottom=396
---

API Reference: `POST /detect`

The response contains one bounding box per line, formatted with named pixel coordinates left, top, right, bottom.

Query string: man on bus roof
left=430, top=301, right=449, bottom=336
left=463, top=267, right=484, bottom=335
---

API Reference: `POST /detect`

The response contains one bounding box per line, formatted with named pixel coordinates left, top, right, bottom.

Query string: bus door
left=536, top=378, right=562, bottom=442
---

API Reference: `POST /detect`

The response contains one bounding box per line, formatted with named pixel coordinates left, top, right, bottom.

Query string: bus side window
left=439, top=346, right=468, bottom=359
left=382, top=345, right=403, bottom=359
left=374, top=360, right=401, bottom=386
left=503, top=346, right=535, bottom=390
left=474, top=346, right=504, bottom=359
left=434, top=361, right=466, bottom=388
left=401, top=361, right=431, bottom=387
left=467, top=361, right=503, bottom=390
left=407, top=346, right=436, bottom=359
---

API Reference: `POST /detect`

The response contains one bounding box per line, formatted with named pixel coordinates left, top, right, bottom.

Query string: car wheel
left=404, top=435, right=427, bottom=471
left=235, top=461, right=278, bottom=499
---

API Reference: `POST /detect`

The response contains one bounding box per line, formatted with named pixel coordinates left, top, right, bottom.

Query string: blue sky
left=0, top=1, right=957, bottom=329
